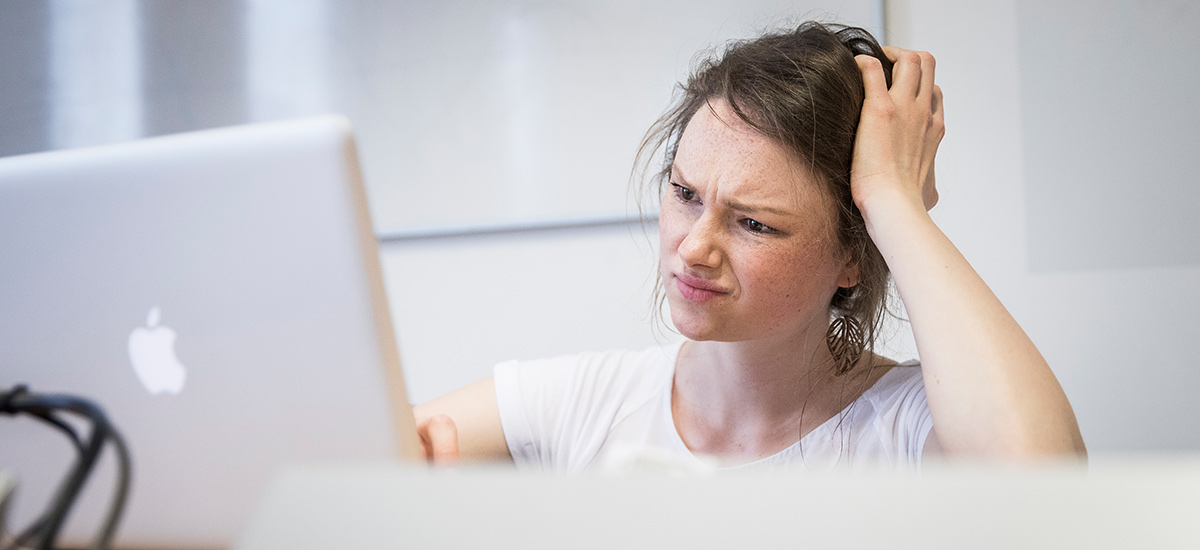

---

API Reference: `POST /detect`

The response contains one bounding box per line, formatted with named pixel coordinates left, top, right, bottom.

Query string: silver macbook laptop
left=0, top=116, right=422, bottom=548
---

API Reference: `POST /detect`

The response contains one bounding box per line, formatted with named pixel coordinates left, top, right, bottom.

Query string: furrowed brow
left=672, top=163, right=797, bottom=218
left=724, top=198, right=794, bottom=218
left=669, top=163, right=688, bottom=184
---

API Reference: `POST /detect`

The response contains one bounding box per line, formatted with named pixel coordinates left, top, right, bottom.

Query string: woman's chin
left=666, top=295, right=743, bottom=342
left=668, top=314, right=704, bottom=341
left=669, top=312, right=728, bottom=342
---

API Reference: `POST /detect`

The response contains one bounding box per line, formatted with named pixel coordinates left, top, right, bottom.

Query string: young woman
left=413, top=22, right=1086, bottom=471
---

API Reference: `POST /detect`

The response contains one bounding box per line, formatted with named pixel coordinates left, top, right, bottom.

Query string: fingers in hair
left=889, top=49, right=925, bottom=98
left=918, top=51, right=937, bottom=99
left=855, top=55, right=890, bottom=103
left=932, top=85, right=945, bottom=131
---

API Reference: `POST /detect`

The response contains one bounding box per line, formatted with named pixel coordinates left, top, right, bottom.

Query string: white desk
left=236, top=458, right=1200, bottom=549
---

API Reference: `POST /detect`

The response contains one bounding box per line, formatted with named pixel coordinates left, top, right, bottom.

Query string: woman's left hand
left=853, top=47, right=1086, bottom=460
left=850, top=47, right=944, bottom=215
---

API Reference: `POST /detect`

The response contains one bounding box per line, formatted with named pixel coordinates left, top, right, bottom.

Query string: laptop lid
left=0, top=116, right=422, bottom=548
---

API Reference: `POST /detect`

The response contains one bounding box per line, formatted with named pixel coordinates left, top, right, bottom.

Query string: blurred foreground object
left=237, top=460, right=1199, bottom=549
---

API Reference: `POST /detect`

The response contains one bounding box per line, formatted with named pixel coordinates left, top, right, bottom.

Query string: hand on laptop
left=416, top=414, right=460, bottom=465
left=412, top=377, right=513, bottom=463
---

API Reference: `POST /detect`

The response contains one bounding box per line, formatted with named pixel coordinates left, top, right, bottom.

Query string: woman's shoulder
left=578, top=341, right=683, bottom=374
left=852, top=359, right=931, bottom=432
left=497, top=341, right=682, bottom=376
left=861, top=359, right=924, bottom=401
left=493, top=342, right=683, bottom=472
left=494, top=341, right=682, bottom=397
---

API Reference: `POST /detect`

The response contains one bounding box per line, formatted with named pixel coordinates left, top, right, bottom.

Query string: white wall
left=380, top=223, right=676, bottom=405
left=885, top=0, right=1200, bottom=453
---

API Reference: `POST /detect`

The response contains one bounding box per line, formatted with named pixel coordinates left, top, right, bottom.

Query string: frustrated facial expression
left=659, top=100, right=858, bottom=344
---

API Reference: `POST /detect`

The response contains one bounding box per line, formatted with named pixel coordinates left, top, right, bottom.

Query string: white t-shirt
left=493, top=342, right=933, bottom=474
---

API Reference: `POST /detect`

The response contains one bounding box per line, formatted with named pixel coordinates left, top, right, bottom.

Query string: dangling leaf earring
left=826, top=315, right=864, bottom=376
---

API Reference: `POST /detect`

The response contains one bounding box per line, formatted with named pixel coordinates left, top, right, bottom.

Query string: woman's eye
left=742, top=218, right=774, bottom=234
left=671, top=183, right=696, bottom=203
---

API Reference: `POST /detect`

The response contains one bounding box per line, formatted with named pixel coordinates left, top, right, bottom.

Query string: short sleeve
left=492, top=359, right=540, bottom=468
left=868, top=365, right=934, bottom=467
left=492, top=349, right=669, bottom=474
left=494, top=355, right=596, bottom=472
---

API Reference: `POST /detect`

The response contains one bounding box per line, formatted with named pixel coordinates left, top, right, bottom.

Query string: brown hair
left=635, top=21, right=895, bottom=360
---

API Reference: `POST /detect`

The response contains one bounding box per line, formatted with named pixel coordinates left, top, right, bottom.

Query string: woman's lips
left=674, top=273, right=728, bottom=304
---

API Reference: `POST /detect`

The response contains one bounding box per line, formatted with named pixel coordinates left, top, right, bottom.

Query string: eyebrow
left=671, top=163, right=799, bottom=219
left=724, top=198, right=796, bottom=218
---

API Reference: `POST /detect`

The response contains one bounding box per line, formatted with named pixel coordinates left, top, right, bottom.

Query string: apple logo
left=127, top=306, right=187, bottom=395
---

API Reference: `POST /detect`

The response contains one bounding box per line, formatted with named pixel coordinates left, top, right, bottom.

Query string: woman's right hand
left=416, top=413, right=461, bottom=464
left=411, top=376, right=513, bottom=464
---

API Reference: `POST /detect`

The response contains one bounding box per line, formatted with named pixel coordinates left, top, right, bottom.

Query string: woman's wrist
left=855, top=186, right=932, bottom=239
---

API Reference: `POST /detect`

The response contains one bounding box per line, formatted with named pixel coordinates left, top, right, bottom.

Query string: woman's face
left=659, top=100, right=857, bottom=344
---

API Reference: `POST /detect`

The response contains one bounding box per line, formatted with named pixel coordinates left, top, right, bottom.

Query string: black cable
left=26, top=412, right=84, bottom=455
left=4, top=411, right=84, bottom=550
left=0, top=386, right=30, bottom=413
left=0, top=386, right=133, bottom=550
left=3, top=390, right=104, bottom=550
left=90, top=424, right=130, bottom=550
left=0, top=386, right=58, bottom=550
left=0, top=388, right=88, bottom=550
left=0, top=408, right=85, bottom=547
left=25, top=396, right=106, bottom=550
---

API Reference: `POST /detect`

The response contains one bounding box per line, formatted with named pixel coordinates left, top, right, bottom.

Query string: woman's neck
left=671, top=326, right=892, bottom=463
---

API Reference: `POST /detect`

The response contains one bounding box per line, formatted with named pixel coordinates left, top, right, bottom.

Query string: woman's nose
left=678, top=214, right=722, bottom=268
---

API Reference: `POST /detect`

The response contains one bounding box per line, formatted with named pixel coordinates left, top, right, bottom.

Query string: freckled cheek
left=741, top=254, right=834, bottom=317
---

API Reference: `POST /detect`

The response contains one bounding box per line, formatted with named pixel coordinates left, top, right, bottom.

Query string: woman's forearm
left=862, top=191, right=1086, bottom=458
